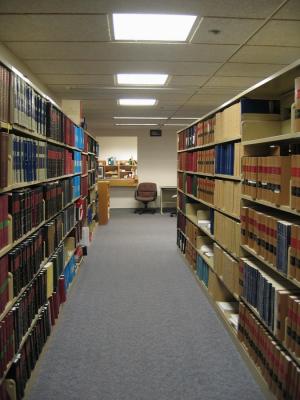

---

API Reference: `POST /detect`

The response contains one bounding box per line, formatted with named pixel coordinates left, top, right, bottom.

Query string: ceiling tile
left=273, top=0, right=300, bottom=20
left=248, top=20, right=300, bottom=46
left=169, top=76, right=209, bottom=87
left=205, top=76, right=260, bottom=88
left=38, top=74, right=114, bottom=85
left=0, top=0, right=283, bottom=18
left=0, top=15, right=110, bottom=41
left=216, top=62, right=287, bottom=77
left=192, top=17, right=263, bottom=44
left=25, top=60, right=221, bottom=76
left=230, top=45, right=300, bottom=64
left=5, top=42, right=237, bottom=63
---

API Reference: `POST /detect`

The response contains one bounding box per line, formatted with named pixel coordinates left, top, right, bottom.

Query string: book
left=214, top=211, right=240, bottom=257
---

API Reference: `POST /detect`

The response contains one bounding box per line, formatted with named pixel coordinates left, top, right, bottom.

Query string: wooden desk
left=108, top=179, right=138, bottom=187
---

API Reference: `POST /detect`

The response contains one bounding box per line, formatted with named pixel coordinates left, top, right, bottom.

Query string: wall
left=95, top=127, right=177, bottom=209
left=98, top=137, right=138, bottom=161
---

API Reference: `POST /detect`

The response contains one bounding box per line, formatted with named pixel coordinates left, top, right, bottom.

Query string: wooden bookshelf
left=177, top=59, right=300, bottom=399
left=0, top=60, right=100, bottom=396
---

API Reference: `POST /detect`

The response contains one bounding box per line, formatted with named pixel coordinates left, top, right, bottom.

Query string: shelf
left=0, top=303, right=46, bottom=386
left=179, top=170, right=241, bottom=182
left=11, top=123, right=85, bottom=153
left=241, top=244, right=300, bottom=290
left=242, top=132, right=300, bottom=146
left=0, top=217, right=80, bottom=382
left=0, top=195, right=81, bottom=269
left=240, top=297, right=300, bottom=367
left=214, top=174, right=241, bottom=181
left=177, top=136, right=241, bottom=153
left=178, top=208, right=239, bottom=261
left=241, top=194, right=300, bottom=217
left=0, top=173, right=81, bottom=194
left=178, top=250, right=274, bottom=399
left=178, top=189, right=240, bottom=221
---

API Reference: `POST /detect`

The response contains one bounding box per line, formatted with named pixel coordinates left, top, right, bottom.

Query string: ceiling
left=0, top=0, right=299, bottom=134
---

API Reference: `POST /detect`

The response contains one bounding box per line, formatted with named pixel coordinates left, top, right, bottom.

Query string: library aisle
left=26, top=211, right=264, bottom=400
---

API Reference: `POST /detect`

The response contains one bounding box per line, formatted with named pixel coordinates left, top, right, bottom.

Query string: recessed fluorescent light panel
left=164, top=123, right=188, bottom=126
left=115, top=123, right=158, bottom=126
left=117, top=74, right=168, bottom=86
left=112, top=14, right=197, bottom=41
left=118, top=99, right=156, bottom=106
left=113, top=116, right=167, bottom=120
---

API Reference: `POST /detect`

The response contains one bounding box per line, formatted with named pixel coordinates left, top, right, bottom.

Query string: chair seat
left=136, top=196, right=155, bottom=202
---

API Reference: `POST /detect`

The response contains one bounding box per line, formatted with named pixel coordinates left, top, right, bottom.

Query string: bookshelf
left=99, top=159, right=138, bottom=181
left=177, top=59, right=300, bottom=399
left=0, top=61, right=99, bottom=398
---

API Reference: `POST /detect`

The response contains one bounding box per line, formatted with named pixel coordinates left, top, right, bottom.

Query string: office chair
left=134, top=182, right=157, bottom=214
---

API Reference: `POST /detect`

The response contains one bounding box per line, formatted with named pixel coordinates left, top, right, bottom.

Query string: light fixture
left=12, top=66, right=31, bottom=84
left=113, top=116, right=167, bottom=120
left=112, top=13, right=197, bottom=41
left=115, top=123, right=159, bottom=126
left=118, top=99, right=157, bottom=106
left=117, top=74, right=168, bottom=86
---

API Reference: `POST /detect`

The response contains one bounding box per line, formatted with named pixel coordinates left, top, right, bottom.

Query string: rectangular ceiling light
left=164, top=123, right=188, bottom=126
left=112, top=14, right=197, bottom=41
left=117, top=74, right=168, bottom=86
left=118, top=99, right=156, bottom=106
left=113, top=116, right=167, bottom=120
left=115, top=123, right=158, bottom=126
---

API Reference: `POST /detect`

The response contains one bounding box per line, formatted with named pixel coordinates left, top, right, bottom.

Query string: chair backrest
left=137, top=182, right=157, bottom=197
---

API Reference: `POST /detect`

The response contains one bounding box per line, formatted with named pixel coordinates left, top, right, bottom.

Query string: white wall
left=96, top=127, right=177, bottom=208
left=98, top=137, right=137, bottom=161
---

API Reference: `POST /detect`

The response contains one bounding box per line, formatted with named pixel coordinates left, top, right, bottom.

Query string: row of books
left=0, top=64, right=10, bottom=123
left=240, top=258, right=283, bottom=331
left=81, top=176, right=88, bottom=198
left=214, top=211, right=241, bottom=257
left=8, top=230, right=44, bottom=302
left=197, top=149, right=215, bottom=174
left=87, top=135, right=98, bottom=155
left=240, top=206, right=294, bottom=276
left=12, top=135, right=47, bottom=183
left=0, top=132, right=9, bottom=188
left=197, top=117, right=215, bottom=146
left=177, top=211, right=186, bottom=234
left=88, top=170, right=96, bottom=188
left=291, top=154, right=300, bottom=210
left=239, top=302, right=300, bottom=400
left=10, top=188, right=44, bottom=242
left=82, top=154, right=88, bottom=175
left=12, top=73, right=47, bottom=136
left=185, top=240, right=197, bottom=270
left=185, top=219, right=198, bottom=247
left=0, top=271, right=67, bottom=398
left=214, top=243, right=239, bottom=298
left=197, top=177, right=215, bottom=205
left=214, top=179, right=241, bottom=218
left=0, top=195, right=9, bottom=250
left=177, top=229, right=186, bottom=253
left=242, top=155, right=290, bottom=206
left=215, top=142, right=240, bottom=175
left=196, top=255, right=209, bottom=287
left=88, top=154, right=97, bottom=171
left=178, top=151, right=197, bottom=172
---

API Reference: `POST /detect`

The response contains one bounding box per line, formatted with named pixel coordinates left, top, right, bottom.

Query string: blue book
left=241, top=98, right=280, bottom=115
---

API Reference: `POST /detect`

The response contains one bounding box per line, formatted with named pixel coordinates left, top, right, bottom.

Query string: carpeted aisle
left=26, top=210, right=265, bottom=400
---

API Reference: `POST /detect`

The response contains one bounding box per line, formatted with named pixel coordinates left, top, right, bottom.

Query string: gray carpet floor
left=26, top=210, right=266, bottom=400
